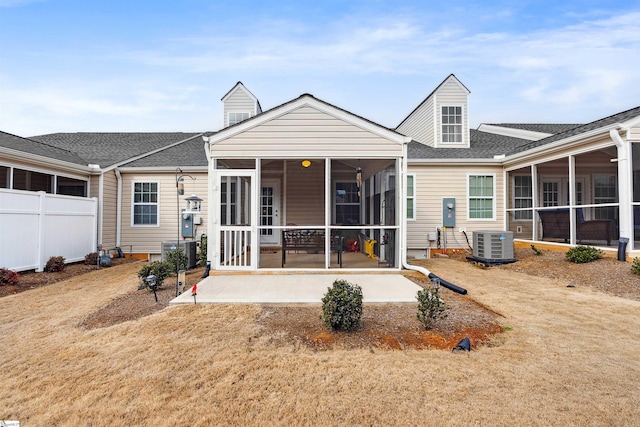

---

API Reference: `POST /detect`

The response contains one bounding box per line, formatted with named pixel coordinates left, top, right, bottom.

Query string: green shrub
left=565, top=245, right=603, bottom=264
left=416, top=284, right=447, bottom=329
left=137, top=261, right=173, bottom=289
left=199, top=234, right=208, bottom=265
left=84, top=252, right=99, bottom=265
left=321, top=279, right=363, bottom=331
left=632, top=258, right=640, bottom=275
left=0, top=267, right=19, bottom=286
left=45, top=256, right=66, bottom=272
left=165, top=248, right=188, bottom=273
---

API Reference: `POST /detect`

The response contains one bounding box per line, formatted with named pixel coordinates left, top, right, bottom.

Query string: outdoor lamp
left=301, top=159, right=311, bottom=168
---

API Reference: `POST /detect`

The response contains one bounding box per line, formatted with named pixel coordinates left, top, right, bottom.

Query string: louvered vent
left=473, top=231, right=514, bottom=260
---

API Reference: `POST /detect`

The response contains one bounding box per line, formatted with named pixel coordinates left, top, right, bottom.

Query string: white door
left=215, top=170, right=257, bottom=270
left=260, top=179, right=281, bottom=245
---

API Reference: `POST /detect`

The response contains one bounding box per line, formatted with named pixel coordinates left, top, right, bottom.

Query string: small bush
left=631, top=258, right=640, bottom=275
left=45, top=256, right=66, bottom=272
left=165, top=248, right=189, bottom=273
left=137, top=260, right=173, bottom=289
left=321, top=279, right=363, bottom=331
left=416, top=284, right=447, bottom=329
left=84, top=252, right=99, bottom=265
left=0, top=267, right=19, bottom=286
left=565, top=245, right=603, bottom=264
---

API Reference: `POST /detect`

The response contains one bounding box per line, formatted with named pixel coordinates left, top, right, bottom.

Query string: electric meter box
left=442, top=198, right=456, bottom=227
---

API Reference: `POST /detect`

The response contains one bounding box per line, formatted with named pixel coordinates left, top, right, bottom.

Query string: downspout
left=115, top=169, right=122, bottom=247
left=203, top=136, right=215, bottom=266
left=399, top=141, right=467, bottom=294
left=610, top=128, right=631, bottom=244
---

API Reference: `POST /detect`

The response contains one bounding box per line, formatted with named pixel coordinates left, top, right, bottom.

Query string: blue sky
left=1, top=0, right=639, bottom=136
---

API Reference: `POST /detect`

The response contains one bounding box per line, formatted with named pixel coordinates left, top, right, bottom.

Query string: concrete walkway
left=170, top=274, right=422, bottom=304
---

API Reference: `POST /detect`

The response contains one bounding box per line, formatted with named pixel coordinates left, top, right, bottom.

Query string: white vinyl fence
left=0, top=189, right=98, bottom=272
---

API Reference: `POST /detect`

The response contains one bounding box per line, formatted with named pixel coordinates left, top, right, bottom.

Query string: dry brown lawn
left=1, top=255, right=640, bottom=426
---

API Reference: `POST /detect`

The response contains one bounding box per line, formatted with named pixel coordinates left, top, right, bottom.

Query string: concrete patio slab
left=170, top=274, right=422, bottom=304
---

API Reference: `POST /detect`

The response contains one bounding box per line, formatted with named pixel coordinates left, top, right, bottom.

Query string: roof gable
left=208, top=94, right=410, bottom=147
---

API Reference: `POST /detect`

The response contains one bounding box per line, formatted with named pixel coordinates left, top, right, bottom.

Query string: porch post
left=569, top=155, right=576, bottom=245
left=324, top=157, right=331, bottom=269
left=207, top=155, right=217, bottom=266
left=531, top=164, right=539, bottom=241
left=611, top=129, right=632, bottom=241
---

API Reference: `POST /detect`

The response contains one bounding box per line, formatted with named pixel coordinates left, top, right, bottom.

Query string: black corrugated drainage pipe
left=401, top=260, right=468, bottom=295
left=427, top=272, right=468, bottom=295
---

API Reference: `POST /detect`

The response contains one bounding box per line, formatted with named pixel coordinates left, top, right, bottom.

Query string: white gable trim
left=221, top=82, right=258, bottom=103
left=207, top=95, right=411, bottom=146
left=477, top=124, right=552, bottom=141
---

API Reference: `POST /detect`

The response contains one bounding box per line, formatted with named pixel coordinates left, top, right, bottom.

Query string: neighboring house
left=2, top=76, right=639, bottom=273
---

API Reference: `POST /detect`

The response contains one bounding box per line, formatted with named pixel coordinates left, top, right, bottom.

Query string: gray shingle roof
left=506, top=105, right=640, bottom=153
left=29, top=133, right=201, bottom=168
left=485, top=123, right=583, bottom=134
left=122, top=135, right=208, bottom=167
left=0, top=131, right=88, bottom=166
left=408, top=129, right=531, bottom=160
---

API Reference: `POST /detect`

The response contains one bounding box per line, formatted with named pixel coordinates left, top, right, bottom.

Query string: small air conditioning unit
left=161, top=240, right=197, bottom=269
left=473, top=231, right=514, bottom=260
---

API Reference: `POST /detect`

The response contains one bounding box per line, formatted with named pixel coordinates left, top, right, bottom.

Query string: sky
left=1, top=0, right=640, bottom=137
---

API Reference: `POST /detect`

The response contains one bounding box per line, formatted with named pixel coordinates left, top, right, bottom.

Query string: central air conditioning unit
left=161, top=240, right=197, bottom=269
left=473, top=230, right=514, bottom=260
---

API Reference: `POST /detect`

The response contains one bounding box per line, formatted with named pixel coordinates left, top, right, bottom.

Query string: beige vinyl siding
left=100, top=171, right=118, bottom=250
left=120, top=172, right=208, bottom=255
left=223, top=89, right=256, bottom=128
left=406, top=164, right=504, bottom=250
left=284, top=159, right=326, bottom=225
left=629, top=126, right=640, bottom=140
left=396, top=96, right=435, bottom=146
left=215, top=106, right=403, bottom=158
left=435, top=79, right=469, bottom=148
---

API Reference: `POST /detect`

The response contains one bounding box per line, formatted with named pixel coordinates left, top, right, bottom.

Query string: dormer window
left=228, top=112, right=250, bottom=126
left=441, top=106, right=463, bottom=143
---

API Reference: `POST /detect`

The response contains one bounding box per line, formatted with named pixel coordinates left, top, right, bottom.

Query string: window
left=13, top=168, right=53, bottom=193
left=406, top=174, right=416, bottom=220
left=468, top=175, right=494, bottom=219
left=335, top=181, right=360, bottom=224
left=0, top=165, right=8, bottom=188
left=593, top=175, right=617, bottom=220
left=228, top=112, right=250, bottom=126
left=57, top=176, right=87, bottom=197
left=133, top=182, right=158, bottom=226
left=513, top=175, right=532, bottom=220
left=441, top=106, right=463, bottom=143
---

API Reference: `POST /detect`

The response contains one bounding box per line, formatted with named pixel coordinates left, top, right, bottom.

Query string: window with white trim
left=593, top=174, right=617, bottom=220
left=133, top=182, right=159, bottom=226
left=468, top=174, right=494, bottom=219
left=441, top=106, right=463, bottom=143
left=228, top=112, right=250, bottom=126
left=406, top=174, right=416, bottom=220
left=513, top=175, right=532, bottom=220
left=334, top=181, right=360, bottom=224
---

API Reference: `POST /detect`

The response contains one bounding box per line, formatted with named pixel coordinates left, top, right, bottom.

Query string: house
left=1, top=76, right=639, bottom=272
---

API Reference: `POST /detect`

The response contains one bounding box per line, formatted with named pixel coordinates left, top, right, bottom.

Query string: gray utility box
left=473, top=231, right=514, bottom=260
left=161, top=240, right=197, bottom=269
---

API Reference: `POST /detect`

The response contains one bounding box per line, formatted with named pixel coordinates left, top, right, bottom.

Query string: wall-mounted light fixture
left=301, top=159, right=311, bottom=168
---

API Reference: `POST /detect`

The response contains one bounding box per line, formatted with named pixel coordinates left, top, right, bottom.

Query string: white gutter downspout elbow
left=115, top=170, right=122, bottom=247
left=399, top=142, right=468, bottom=294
